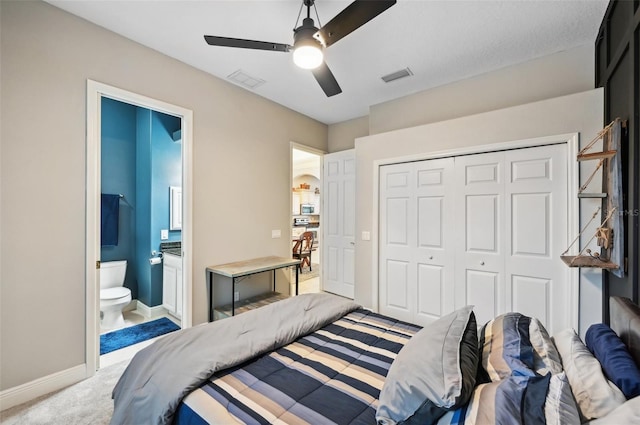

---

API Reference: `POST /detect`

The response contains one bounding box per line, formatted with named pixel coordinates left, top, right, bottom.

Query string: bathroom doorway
left=86, top=80, right=193, bottom=373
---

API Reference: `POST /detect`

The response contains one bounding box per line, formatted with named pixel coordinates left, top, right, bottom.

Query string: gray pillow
left=376, top=306, right=478, bottom=425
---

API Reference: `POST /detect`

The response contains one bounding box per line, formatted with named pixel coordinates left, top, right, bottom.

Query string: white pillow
left=553, top=329, right=626, bottom=420
left=587, top=397, right=640, bottom=424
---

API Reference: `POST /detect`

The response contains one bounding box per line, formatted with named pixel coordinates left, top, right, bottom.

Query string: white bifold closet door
left=379, top=157, right=456, bottom=325
left=380, top=144, right=569, bottom=333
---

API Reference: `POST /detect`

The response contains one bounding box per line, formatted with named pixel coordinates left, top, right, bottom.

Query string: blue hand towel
left=101, top=194, right=120, bottom=246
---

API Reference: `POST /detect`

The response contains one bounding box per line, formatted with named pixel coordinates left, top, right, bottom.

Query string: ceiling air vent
left=381, top=67, right=413, bottom=83
left=227, top=69, right=266, bottom=90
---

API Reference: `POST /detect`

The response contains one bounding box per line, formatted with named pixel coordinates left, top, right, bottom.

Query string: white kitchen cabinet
left=162, top=253, right=182, bottom=319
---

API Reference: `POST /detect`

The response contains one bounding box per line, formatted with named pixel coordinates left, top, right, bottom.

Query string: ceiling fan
left=204, top=0, right=397, bottom=97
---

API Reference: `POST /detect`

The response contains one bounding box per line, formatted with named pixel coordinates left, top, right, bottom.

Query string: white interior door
left=322, top=149, right=355, bottom=298
left=379, top=158, right=455, bottom=325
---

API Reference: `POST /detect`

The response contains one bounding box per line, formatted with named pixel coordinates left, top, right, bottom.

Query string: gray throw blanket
left=110, top=293, right=360, bottom=425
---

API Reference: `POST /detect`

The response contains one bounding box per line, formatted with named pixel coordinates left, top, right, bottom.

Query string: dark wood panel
left=611, top=1, right=634, bottom=51
left=596, top=1, right=640, bottom=322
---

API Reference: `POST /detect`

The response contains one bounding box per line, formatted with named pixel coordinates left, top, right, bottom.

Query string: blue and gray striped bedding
left=175, top=309, right=421, bottom=425
left=438, top=312, right=580, bottom=425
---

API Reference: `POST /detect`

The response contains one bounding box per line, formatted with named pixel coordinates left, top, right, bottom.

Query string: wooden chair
left=292, top=231, right=314, bottom=272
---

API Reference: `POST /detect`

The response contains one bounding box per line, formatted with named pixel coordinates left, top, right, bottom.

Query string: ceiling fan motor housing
left=294, top=17, right=322, bottom=48
left=293, top=17, right=324, bottom=69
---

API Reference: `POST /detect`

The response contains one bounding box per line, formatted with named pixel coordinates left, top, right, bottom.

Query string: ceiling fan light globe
left=293, top=45, right=323, bottom=69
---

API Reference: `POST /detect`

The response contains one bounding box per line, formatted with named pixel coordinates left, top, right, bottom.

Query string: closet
left=379, top=143, right=570, bottom=333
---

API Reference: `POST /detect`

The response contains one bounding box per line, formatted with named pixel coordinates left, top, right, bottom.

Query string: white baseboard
left=122, top=299, right=137, bottom=312
left=0, top=364, right=87, bottom=411
left=136, top=300, right=167, bottom=318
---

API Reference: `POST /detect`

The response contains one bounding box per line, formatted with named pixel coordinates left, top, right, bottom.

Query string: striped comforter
left=175, top=309, right=421, bottom=425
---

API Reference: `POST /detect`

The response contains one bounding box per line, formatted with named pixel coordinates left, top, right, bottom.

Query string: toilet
left=100, top=260, right=132, bottom=329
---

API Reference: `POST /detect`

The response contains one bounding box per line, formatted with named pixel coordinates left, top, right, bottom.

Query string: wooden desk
left=206, top=256, right=301, bottom=322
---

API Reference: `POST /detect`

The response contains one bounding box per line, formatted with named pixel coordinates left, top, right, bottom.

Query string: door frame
left=86, top=80, right=193, bottom=374
left=371, top=133, right=580, bottom=330
left=290, top=142, right=325, bottom=288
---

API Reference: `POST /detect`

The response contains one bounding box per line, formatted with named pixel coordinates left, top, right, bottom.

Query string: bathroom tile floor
left=99, top=310, right=181, bottom=368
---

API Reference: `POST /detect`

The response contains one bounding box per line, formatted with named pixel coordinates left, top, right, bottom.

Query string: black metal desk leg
left=208, top=271, right=213, bottom=322
left=232, top=277, right=235, bottom=316
left=273, top=269, right=276, bottom=292
left=295, top=266, right=299, bottom=295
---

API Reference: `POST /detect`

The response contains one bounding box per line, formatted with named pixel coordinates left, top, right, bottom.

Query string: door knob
left=428, top=255, right=433, bottom=260
left=350, top=242, right=355, bottom=245
left=480, top=261, right=485, bottom=266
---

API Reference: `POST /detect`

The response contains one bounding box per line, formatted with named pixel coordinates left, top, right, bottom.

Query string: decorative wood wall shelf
left=561, top=118, right=623, bottom=271
left=577, top=150, right=617, bottom=161
left=561, top=255, right=618, bottom=269
left=578, top=193, right=607, bottom=199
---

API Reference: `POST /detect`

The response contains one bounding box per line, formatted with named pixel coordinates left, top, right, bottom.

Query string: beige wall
left=327, top=45, right=594, bottom=152
left=0, top=0, right=327, bottom=391
left=327, top=115, right=369, bottom=153
left=369, top=45, right=595, bottom=135
left=354, top=89, right=604, bottom=335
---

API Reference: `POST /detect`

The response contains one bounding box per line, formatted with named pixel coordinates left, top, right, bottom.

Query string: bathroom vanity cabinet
left=162, top=253, right=182, bottom=319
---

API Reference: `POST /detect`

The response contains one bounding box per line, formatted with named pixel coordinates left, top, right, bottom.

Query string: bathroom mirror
left=170, top=186, right=182, bottom=230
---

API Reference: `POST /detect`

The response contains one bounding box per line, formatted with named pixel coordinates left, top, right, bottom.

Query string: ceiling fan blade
left=315, top=0, right=396, bottom=48
left=311, top=62, right=342, bottom=97
left=204, top=35, right=291, bottom=52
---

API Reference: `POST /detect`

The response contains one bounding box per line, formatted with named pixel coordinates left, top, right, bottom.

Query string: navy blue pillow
left=585, top=323, right=640, bottom=399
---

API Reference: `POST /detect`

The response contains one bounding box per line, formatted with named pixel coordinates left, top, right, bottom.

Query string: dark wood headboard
left=610, top=296, right=640, bottom=366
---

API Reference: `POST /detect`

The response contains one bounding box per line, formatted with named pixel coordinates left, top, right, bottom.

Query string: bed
left=110, top=293, right=640, bottom=425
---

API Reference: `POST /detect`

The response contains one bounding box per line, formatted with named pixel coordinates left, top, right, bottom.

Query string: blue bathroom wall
left=135, top=108, right=153, bottom=307
left=149, top=111, right=182, bottom=306
left=134, top=109, right=182, bottom=307
left=100, top=97, right=138, bottom=299
left=102, top=101, right=182, bottom=308
left=151, top=111, right=182, bottom=250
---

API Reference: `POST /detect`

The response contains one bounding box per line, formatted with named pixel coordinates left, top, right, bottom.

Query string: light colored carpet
left=0, top=360, right=127, bottom=425
left=0, top=277, right=321, bottom=424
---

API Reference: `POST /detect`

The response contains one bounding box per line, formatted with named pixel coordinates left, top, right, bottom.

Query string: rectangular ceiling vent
left=227, top=69, right=266, bottom=90
left=381, top=67, right=413, bottom=83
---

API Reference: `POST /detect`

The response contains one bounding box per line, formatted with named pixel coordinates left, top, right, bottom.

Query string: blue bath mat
left=100, top=317, right=180, bottom=355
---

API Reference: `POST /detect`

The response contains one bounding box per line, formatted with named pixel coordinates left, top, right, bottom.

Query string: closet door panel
left=380, top=163, right=416, bottom=322
left=511, top=275, right=550, bottom=326
left=465, top=195, right=499, bottom=253
left=414, top=158, right=455, bottom=325
left=418, top=197, right=443, bottom=248
left=511, top=193, right=550, bottom=256
left=505, top=144, right=568, bottom=334
left=380, top=158, right=454, bottom=325
left=386, top=198, right=410, bottom=245
left=418, top=264, right=443, bottom=318
left=466, top=269, right=498, bottom=326
left=386, top=260, right=410, bottom=311
left=455, top=152, right=506, bottom=316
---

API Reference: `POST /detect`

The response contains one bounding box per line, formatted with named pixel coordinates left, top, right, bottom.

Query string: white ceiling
left=46, top=0, right=608, bottom=125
